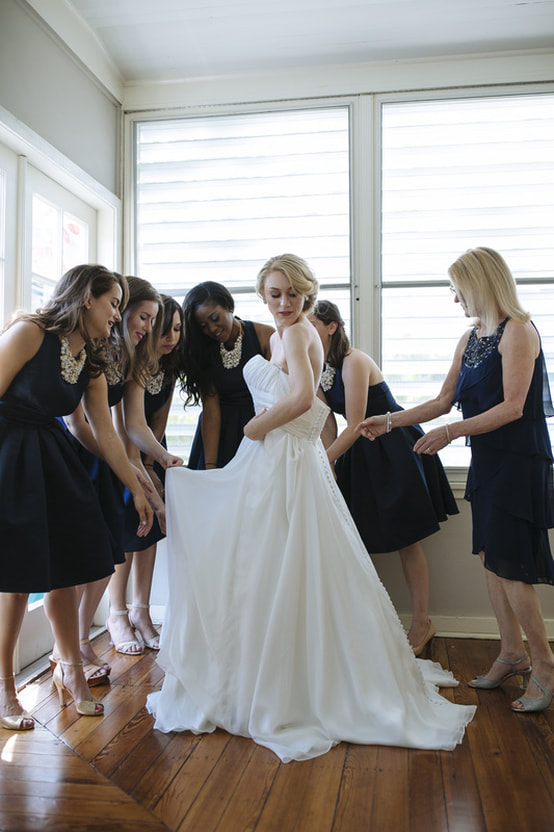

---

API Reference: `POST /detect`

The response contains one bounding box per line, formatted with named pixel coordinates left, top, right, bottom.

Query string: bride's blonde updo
left=256, top=253, right=319, bottom=313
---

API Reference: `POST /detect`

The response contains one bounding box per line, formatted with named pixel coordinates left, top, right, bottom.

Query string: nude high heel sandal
left=0, top=674, right=35, bottom=730
left=106, top=609, right=144, bottom=655
left=129, top=603, right=161, bottom=650
left=52, top=661, right=104, bottom=716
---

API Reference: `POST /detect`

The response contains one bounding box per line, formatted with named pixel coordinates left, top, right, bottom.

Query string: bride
left=147, top=254, right=475, bottom=762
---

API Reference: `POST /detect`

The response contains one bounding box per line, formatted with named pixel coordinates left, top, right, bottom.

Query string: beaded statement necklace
left=219, top=324, right=243, bottom=370
left=60, top=336, right=86, bottom=384
left=320, top=363, right=336, bottom=392
left=104, top=361, right=124, bottom=387
left=145, top=369, right=165, bottom=395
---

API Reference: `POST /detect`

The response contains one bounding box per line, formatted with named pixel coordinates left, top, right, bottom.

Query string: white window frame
left=124, top=82, right=554, bottom=496
left=0, top=106, right=121, bottom=675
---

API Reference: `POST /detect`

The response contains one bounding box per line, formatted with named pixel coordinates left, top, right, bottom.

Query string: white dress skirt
left=147, top=355, right=475, bottom=762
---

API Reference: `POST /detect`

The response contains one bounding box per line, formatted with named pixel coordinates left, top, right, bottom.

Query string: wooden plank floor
left=2, top=634, right=553, bottom=831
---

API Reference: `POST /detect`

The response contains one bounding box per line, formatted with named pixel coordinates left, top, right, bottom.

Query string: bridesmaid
left=60, top=278, right=181, bottom=668
left=0, top=265, right=152, bottom=729
left=310, top=300, right=459, bottom=654
left=181, top=282, right=273, bottom=469
left=119, top=295, right=184, bottom=651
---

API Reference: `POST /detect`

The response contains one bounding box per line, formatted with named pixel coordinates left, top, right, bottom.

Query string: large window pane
left=135, top=106, right=351, bottom=460
left=381, top=93, right=554, bottom=466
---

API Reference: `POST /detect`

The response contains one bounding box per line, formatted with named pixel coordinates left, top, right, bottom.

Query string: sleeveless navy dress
left=65, top=371, right=128, bottom=566
left=454, top=318, right=554, bottom=584
left=188, top=320, right=264, bottom=469
left=322, top=368, right=458, bottom=553
left=0, top=331, right=116, bottom=592
left=122, top=376, right=175, bottom=552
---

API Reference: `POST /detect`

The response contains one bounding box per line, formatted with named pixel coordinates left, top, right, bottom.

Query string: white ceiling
left=65, top=0, right=554, bottom=83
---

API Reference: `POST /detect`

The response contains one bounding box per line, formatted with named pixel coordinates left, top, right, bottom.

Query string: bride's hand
left=244, top=410, right=267, bottom=441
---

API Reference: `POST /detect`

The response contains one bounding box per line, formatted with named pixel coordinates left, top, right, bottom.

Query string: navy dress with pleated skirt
left=122, top=379, right=174, bottom=552
left=0, top=330, right=116, bottom=592
left=188, top=320, right=265, bottom=469
left=322, top=368, right=458, bottom=553
left=454, top=318, right=554, bottom=584
left=65, top=371, right=128, bottom=565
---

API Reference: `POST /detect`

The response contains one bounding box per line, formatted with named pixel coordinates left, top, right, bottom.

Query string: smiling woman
left=180, top=281, right=273, bottom=470
left=0, top=265, right=153, bottom=731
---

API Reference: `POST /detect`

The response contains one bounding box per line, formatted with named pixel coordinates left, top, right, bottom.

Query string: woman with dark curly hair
left=180, top=281, right=273, bottom=470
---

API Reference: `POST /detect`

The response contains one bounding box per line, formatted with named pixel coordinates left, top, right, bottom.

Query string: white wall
left=0, top=0, right=121, bottom=195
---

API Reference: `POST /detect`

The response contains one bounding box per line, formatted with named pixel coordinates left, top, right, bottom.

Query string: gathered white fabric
left=147, top=355, right=475, bottom=762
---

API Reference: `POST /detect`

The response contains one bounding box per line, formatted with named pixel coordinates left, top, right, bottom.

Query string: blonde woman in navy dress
left=0, top=265, right=152, bottom=730
left=310, top=300, right=458, bottom=655
left=359, top=247, right=554, bottom=713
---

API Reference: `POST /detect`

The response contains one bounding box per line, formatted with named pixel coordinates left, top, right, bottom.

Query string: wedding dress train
left=147, top=355, right=475, bottom=762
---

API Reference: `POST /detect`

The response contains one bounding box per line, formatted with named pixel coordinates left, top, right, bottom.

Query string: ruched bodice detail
left=244, top=355, right=329, bottom=444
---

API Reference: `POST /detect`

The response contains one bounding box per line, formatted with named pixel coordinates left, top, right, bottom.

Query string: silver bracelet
left=385, top=411, right=392, bottom=433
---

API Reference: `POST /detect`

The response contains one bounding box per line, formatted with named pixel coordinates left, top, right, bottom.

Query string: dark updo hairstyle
left=8, top=264, right=129, bottom=378
left=311, top=300, right=351, bottom=369
left=180, top=281, right=236, bottom=405
left=158, top=294, right=184, bottom=380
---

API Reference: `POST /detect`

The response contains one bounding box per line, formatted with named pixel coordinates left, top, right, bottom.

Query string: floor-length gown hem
left=148, top=356, right=475, bottom=762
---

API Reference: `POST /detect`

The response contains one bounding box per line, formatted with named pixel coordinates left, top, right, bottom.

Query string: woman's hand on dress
left=413, top=426, right=450, bottom=456
left=244, top=410, right=268, bottom=441
left=133, top=492, right=154, bottom=537
left=161, top=452, right=184, bottom=470
left=356, top=414, right=387, bottom=440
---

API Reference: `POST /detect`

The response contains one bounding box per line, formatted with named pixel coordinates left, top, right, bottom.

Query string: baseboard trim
left=397, top=614, right=554, bottom=640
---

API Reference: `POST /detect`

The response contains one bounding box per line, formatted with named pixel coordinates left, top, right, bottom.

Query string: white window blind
left=135, top=106, right=351, bottom=459
left=381, top=93, right=554, bottom=467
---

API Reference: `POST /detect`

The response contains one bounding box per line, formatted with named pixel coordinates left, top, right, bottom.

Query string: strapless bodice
left=243, top=355, right=329, bottom=444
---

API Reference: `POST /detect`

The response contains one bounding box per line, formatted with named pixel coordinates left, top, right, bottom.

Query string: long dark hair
left=180, top=281, right=236, bottom=405
left=159, top=294, right=184, bottom=380
left=312, top=300, right=351, bottom=369
left=8, top=264, right=128, bottom=378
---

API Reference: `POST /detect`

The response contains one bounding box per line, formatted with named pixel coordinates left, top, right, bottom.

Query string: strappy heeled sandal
left=129, top=603, right=161, bottom=650
left=52, top=661, right=104, bottom=716
left=0, top=675, right=34, bottom=731
left=106, top=609, right=144, bottom=655
left=468, top=653, right=532, bottom=689
left=512, top=675, right=553, bottom=713
left=49, top=653, right=110, bottom=687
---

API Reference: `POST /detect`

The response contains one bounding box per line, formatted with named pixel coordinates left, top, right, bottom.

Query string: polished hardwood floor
left=1, top=634, right=553, bottom=831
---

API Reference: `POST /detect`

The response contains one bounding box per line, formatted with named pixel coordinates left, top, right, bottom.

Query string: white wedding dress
left=147, top=355, right=475, bottom=762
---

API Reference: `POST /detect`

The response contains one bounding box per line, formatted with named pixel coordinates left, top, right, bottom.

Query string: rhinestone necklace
left=60, top=335, right=86, bottom=384
left=219, top=324, right=243, bottom=370
left=104, top=360, right=124, bottom=387
left=145, top=369, right=165, bottom=395
left=320, top=363, right=336, bottom=392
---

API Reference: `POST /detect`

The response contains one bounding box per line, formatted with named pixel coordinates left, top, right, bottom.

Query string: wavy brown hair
left=6, top=264, right=128, bottom=378
left=109, top=276, right=163, bottom=385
